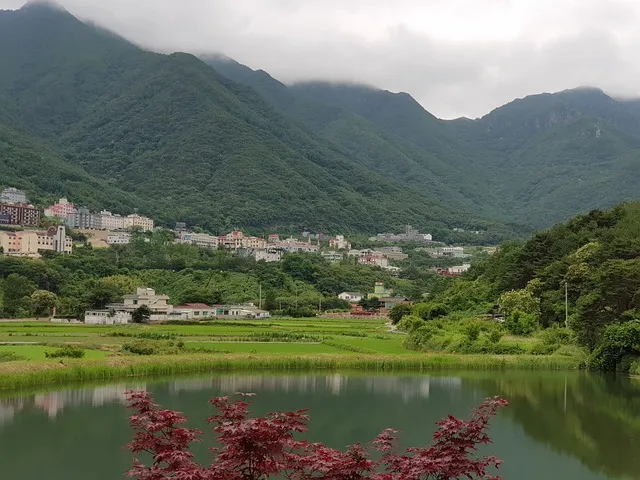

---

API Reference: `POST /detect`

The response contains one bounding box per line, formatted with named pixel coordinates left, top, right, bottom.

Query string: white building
left=107, top=232, right=131, bottom=245
left=96, top=211, right=125, bottom=231
left=84, top=310, right=131, bottom=325
left=0, top=187, right=28, bottom=204
left=338, top=292, right=364, bottom=303
left=179, top=232, right=219, bottom=249
left=216, top=305, right=271, bottom=319
left=329, top=235, right=351, bottom=250
left=110, top=287, right=173, bottom=314
left=448, top=264, right=471, bottom=274
left=172, top=303, right=218, bottom=320
left=321, top=251, right=344, bottom=263
left=254, top=249, right=282, bottom=262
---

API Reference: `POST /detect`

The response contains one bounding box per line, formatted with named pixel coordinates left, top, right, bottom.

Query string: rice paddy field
left=0, top=318, right=584, bottom=389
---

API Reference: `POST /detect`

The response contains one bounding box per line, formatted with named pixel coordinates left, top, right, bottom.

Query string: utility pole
left=565, top=281, right=569, bottom=328
left=319, top=296, right=322, bottom=312
left=259, top=283, right=262, bottom=310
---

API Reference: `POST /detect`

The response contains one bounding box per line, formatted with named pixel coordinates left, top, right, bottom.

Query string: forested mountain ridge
left=207, top=57, right=640, bottom=228
left=0, top=3, right=512, bottom=238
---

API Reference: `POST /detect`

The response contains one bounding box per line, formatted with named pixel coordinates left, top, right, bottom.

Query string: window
left=194, top=311, right=200, bottom=316
left=133, top=300, right=138, bottom=305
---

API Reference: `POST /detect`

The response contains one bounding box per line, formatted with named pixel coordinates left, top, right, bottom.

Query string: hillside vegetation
left=207, top=58, right=640, bottom=229
left=398, top=201, right=640, bottom=372
left=0, top=3, right=510, bottom=238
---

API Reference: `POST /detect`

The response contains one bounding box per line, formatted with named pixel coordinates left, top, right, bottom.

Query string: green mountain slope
left=206, top=56, right=640, bottom=229
left=206, top=57, right=506, bottom=222
left=0, top=3, right=510, bottom=237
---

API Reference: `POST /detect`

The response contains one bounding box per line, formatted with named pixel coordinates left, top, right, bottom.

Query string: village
left=0, top=186, right=474, bottom=276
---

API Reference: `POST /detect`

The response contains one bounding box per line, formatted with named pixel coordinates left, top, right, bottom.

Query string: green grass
left=0, top=353, right=584, bottom=390
left=0, top=345, right=108, bottom=360
left=186, top=342, right=346, bottom=354
left=0, top=318, right=587, bottom=390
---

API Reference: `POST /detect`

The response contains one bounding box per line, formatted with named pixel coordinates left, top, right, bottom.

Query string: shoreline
left=0, top=353, right=584, bottom=391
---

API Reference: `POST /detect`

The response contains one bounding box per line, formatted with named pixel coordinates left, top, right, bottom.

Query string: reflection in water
left=0, top=372, right=637, bottom=480
left=0, top=374, right=452, bottom=425
left=168, top=374, right=453, bottom=401
left=461, top=373, right=640, bottom=480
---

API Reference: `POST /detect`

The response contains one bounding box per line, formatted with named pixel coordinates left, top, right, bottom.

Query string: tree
left=2, top=273, right=37, bottom=317
left=131, top=304, right=151, bottom=324
left=498, top=289, right=540, bottom=317
left=359, top=297, right=381, bottom=312
left=125, top=391, right=507, bottom=480
left=30, top=290, right=59, bottom=318
left=388, top=303, right=411, bottom=324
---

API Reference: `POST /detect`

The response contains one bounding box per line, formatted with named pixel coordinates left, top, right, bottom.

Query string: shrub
left=403, top=324, right=439, bottom=350
left=397, top=315, right=425, bottom=332
left=125, top=391, right=507, bottom=480
left=589, top=320, right=640, bottom=372
left=0, top=351, right=25, bottom=362
left=412, top=302, right=449, bottom=321
left=45, top=345, right=86, bottom=359
left=505, top=311, right=539, bottom=336
left=122, top=339, right=185, bottom=356
left=487, top=329, right=503, bottom=344
left=538, top=327, right=575, bottom=346
left=489, top=342, right=526, bottom=355
left=464, top=323, right=481, bottom=342
left=388, top=303, right=412, bottom=324
left=529, top=343, right=560, bottom=355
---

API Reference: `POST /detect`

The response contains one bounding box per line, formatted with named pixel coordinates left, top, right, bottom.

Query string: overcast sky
left=3, top=0, right=640, bottom=118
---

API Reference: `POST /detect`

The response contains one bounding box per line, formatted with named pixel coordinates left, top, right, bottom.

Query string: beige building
left=96, top=211, right=125, bottom=231
left=179, top=232, right=219, bottom=249
left=0, top=226, right=71, bottom=257
left=116, top=287, right=172, bottom=314
left=123, top=214, right=154, bottom=232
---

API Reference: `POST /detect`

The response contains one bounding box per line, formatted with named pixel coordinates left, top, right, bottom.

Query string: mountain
left=206, top=57, right=640, bottom=229
left=0, top=3, right=511, bottom=238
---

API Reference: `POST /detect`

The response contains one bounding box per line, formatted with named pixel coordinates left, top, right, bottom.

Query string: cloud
left=1, top=0, right=639, bottom=118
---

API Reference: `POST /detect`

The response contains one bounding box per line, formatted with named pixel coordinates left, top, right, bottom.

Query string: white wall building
left=448, top=264, right=471, bottom=274
left=338, top=292, right=363, bottom=303
left=0, top=187, right=28, bottom=204
left=84, top=310, right=131, bottom=325
left=96, top=211, right=125, bottom=231
left=254, top=249, right=282, bottom=262
left=107, top=232, right=132, bottom=245
left=180, top=232, right=219, bottom=249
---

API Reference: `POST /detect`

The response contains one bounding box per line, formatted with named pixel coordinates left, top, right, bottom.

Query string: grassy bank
left=0, top=352, right=584, bottom=390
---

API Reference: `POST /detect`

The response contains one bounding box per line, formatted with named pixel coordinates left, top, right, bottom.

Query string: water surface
left=0, top=371, right=638, bottom=480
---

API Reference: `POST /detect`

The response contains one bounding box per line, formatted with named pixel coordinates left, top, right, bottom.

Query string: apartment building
left=95, top=211, right=125, bottom=230
left=44, top=198, right=77, bottom=219
left=328, top=235, right=351, bottom=250
left=0, top=202, right=40, bottom=226
left=179, top=232, right=219, bottom=249
left=66, top=207, right=98, bottom=229
left=107, top=232, right=132, bottom=245
left=124, top=214, right=154, bottom=231
left=0, top=187, right=28, bottom=204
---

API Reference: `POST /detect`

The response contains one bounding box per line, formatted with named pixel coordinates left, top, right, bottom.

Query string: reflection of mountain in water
left=0, top=374, right=463, bottom=427
left=169, top=374, right=460, bottom=401
left=0, top=382, right=146, bottom=424
left=462, top=373, right=640, bottom=480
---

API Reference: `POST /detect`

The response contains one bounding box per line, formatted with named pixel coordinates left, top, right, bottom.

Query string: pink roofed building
left=44, top=198, right=77, bottom=219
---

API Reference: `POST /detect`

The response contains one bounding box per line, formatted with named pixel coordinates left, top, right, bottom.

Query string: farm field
left=0, top=317, right=585, bottom=390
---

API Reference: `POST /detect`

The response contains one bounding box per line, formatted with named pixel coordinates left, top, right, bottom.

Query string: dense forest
left=207, top=59, right=640, bottom=229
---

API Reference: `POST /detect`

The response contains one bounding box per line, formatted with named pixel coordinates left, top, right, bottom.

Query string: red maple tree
left=125, top=390, right=507, bottom=480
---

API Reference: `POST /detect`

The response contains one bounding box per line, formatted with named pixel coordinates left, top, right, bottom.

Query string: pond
left=0, top=371, right=638, bottom=479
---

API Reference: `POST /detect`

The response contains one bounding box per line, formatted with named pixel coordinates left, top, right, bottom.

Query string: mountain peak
left=22, top=0, right=67, bottom=12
